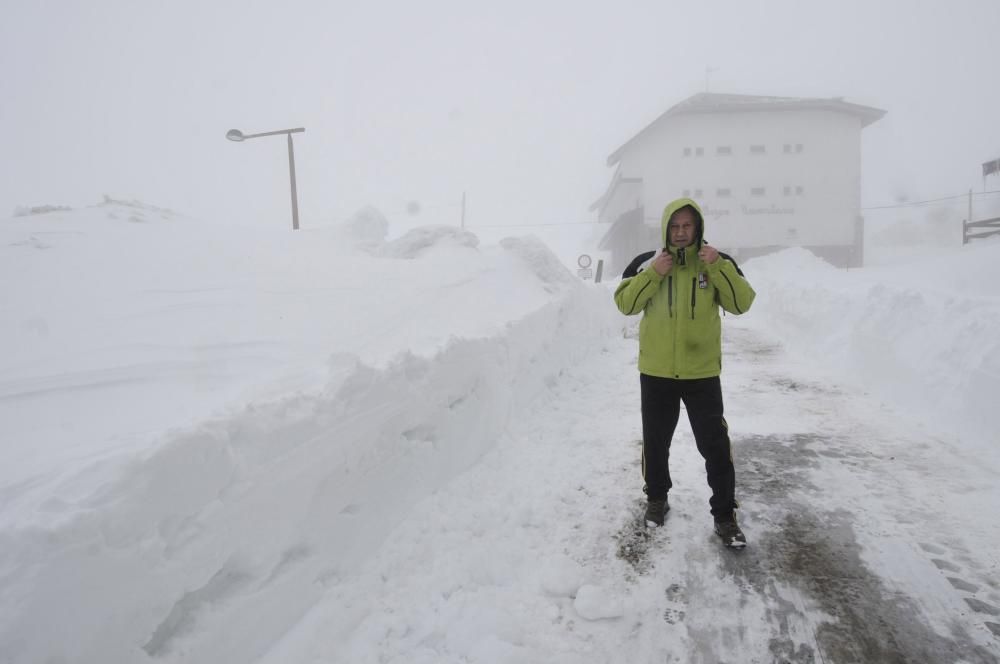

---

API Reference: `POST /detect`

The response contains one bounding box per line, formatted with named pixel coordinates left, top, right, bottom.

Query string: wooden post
left=968, top=189, right=973, bottom=229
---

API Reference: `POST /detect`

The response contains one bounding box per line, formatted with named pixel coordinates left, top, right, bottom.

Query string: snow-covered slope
left=0, top=201, right=620, bottom=663
left=2, top=200, right=999, bottom=662
left=741, top=242, right=1000, bottom=458
left=256, top=242, right=1000, bottom=664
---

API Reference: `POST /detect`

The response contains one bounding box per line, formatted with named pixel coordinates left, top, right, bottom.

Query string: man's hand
left=652, top=249, right=673, bottom=276
left=698, top=244, right=720, bottom=264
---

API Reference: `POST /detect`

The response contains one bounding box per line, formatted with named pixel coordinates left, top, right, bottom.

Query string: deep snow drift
left=743, top=242, right=1000, bottom=458
left=0, top=201, right=620, bottom=663
left=1, top=201, right=998, bottom=662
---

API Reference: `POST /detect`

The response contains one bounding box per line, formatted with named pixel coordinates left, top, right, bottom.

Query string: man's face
left=668, top=208, right=698, bottom=248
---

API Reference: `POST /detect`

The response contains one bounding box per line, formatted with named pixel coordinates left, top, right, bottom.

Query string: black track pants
left=640, top=374, right=737, bottom=518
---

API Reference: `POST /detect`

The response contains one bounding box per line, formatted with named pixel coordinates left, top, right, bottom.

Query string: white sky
left=2, top=0, right=999, bottom=230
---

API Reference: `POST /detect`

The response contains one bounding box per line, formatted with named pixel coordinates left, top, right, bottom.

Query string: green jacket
left=613, top=198, right=755, bottom=379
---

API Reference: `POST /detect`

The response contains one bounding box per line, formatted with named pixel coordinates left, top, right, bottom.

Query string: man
left=613, top=197, right=755, bottom=548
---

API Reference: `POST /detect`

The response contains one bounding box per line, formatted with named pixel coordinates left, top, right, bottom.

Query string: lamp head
left=225, top=129, right=245, bottom=142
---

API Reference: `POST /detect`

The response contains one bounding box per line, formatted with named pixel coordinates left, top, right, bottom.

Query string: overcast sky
left=2, top=0, right=998, bottom=231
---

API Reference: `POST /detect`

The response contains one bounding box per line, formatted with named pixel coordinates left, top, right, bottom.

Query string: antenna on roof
left=705, top=66, right=719, bottom=92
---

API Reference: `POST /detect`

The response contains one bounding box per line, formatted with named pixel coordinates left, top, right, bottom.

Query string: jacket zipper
left=671, top=274, right=679, bottom=376
left=627, top=280, right=651, bottom=315
left=720, top=272, right=743, bottom=314
left=667, top=276, right=673, bottom=317
left=690, top=277, right=697, bottom=319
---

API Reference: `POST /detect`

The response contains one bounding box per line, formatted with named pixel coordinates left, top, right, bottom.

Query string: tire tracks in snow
left=258, top=315, right=1000, bottom=663
left=618, top=322, right=1000, bottom=663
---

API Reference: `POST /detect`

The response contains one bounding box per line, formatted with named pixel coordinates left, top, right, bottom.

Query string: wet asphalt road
left=727, top=432, right=998, bottom=664
left=615, top=324, right=1000, bottom=663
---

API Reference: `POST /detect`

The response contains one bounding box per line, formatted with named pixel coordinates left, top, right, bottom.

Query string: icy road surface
left=262, top=320, right=1000, bottom=664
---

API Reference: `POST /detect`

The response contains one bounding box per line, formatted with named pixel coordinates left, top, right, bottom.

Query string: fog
left=4, top=5, right=1000, bottom=659
left=2, top=0, right=999, bottom=232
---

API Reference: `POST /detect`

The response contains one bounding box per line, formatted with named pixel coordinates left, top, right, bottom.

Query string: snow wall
left=742, top=245, right=1000, bottom=456
left=0, top=233, right=620, bottom=664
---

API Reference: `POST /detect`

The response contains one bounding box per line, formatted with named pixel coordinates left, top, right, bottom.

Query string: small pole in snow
left=461, top=191, right=466, bottom=229
left=705, top=66, right=718, bottom=92
left=287, top=133, right=300, bottom=231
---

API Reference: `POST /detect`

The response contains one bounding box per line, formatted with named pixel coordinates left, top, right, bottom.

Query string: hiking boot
left=644, top=497, right=669, bottom=527
left=714, top=514, right=747, bottom=549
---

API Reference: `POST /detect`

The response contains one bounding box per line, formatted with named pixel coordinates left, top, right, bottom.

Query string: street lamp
left=226, top=126, right=305, bottom=230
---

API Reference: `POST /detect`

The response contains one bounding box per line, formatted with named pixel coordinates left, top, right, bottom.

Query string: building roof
left=589, top=164, right=642, bottom=212
left=606, top=92, right=887, bottom=167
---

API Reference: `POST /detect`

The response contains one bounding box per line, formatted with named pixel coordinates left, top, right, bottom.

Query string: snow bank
left=332, top=205, right=389, bottom=252
left=12, top=203, right=73, bottom=217
left=0, top=203, right=619, bottom=664
left=379, top=225, right=479, bottom=259
left=741, top=244, right=1000, bottom=454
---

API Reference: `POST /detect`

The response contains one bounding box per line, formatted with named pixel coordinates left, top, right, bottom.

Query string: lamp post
left=226, top=127, right=305, bottom=230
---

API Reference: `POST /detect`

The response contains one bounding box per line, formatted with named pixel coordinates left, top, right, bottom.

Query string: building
left=592, top=92, right=886, bottom=274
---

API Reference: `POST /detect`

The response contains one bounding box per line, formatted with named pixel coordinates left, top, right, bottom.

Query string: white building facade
left=593, top=93, right=886, bottom=273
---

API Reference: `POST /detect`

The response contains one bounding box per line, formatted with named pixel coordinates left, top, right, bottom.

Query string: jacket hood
left=660, top=198, right=705, bottom=252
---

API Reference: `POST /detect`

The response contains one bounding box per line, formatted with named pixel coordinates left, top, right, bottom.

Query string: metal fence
left=963, top=215, right=1000, bottom=244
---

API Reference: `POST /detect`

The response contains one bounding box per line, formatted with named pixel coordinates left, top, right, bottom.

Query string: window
left=783, top=186, right=792, bottom=196
left=682, top=188, right=691, bottom=197
left=716, top=188, right=731, bottom=198
left=750, top=145, right=766, bottom=155
left=783, top=144, right=792, bottom=154
left=716, top=146, right=732, bottom=156
left=695, top=147, right=704, bottom=157
left=795, top=143, right=804, bottom=153
left=750, top=187, right=766, bottom=196
left=796, top=185, right=805, bottom=195
left=683, top=147, right=692, bottom=157
left=694, top=188, right=703, bottom=198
